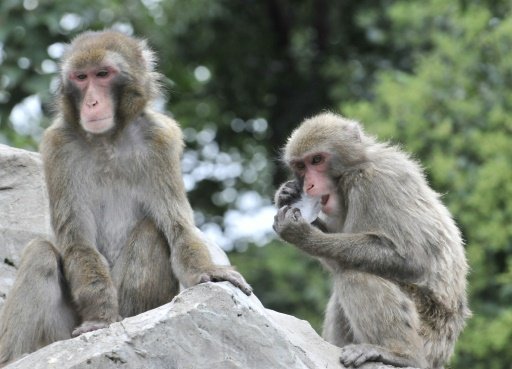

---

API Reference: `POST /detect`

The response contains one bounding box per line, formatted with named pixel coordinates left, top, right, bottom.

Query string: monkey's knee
left=19, top=238, right=61, bottom=274
left=339, top=275, right=427, bottom=363
left=0, top=239, right=76, bottom=365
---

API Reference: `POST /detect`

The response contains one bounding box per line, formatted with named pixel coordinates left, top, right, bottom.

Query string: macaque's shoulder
left=39, top=119, right=79, bottom=156
left=144, top=109, right=185, bottom=155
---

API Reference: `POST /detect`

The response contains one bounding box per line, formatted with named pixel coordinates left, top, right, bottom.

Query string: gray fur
left=274, top=112, right=470, bottom=369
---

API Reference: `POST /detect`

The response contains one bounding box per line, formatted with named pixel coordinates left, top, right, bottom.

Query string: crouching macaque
left=0, top=30, right=251, bottom=366
left=273, top=112, right=470, bottom=369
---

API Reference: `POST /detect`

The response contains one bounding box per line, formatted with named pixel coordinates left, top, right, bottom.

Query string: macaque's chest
left=96, top=184, right=143, bottom=256
left=91, top=181, right=144, bottom=265
left=80, top=144, right=148, bottom=265
left=72, top=132, right=151, bottom=264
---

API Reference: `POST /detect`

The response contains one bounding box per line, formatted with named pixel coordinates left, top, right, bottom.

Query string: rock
left=0, top=145, right=53, bottom=313
left=0, top=145, right=53, bottom=267
left=3, top=282, right=341, bottom=369
left=0, top=263, right=15, bottom=314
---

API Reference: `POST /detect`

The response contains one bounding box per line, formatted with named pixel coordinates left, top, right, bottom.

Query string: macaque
left=0, top=30, right=251, bottom=366
left=273, top=112, right=470, bottom=369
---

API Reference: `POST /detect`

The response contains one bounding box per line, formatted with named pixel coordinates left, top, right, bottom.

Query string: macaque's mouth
left=81, top=116, right=115, bottom=134
left=321, top=195, right=330, bottom=206
left=87, top=116, right=113, bottom=123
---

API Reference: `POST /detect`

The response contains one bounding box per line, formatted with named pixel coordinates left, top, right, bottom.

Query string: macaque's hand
left=273, top=205, right=313, bottom=245
left=275, top=180, right=302, bottom=208
left=199, top=267, right=253, bottom=296
left=72, top=320, right=112, bottom=337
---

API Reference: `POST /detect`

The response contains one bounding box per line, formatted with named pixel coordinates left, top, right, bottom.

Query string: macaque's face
left=290, top=152, right=337, bottom=215
left=68, top=63, right=118, bottom=134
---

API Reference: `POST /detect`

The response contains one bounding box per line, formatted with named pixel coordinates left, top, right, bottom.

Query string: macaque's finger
left=291, top=207, right=302, bottom=221
left=224, top=272, right=253, bottom=296
left=72, top=320, right=109, bottom=337
left=201, top=269, right=253, bottom=296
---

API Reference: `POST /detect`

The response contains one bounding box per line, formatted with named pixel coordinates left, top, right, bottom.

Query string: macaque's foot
left=339, top=343, right=417, bottom=368
left=340, top=344, right=384, bottom=367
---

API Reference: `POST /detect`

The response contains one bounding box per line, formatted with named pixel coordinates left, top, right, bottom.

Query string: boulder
left=3, top=282, right=341, bottom=369
left=0, top=145, right=53, bottom=312
left=0, top=145, right=53, bottom=265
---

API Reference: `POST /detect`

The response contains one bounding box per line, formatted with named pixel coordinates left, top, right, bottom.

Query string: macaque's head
left=283, top=112, right=369, bottom=214
left=59, top=30, right=160, bottom=134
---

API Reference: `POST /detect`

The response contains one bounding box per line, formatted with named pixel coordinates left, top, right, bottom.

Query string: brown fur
left=0, top=30, right=251, bottom=366
left=274, top=112, right=470, bottom=369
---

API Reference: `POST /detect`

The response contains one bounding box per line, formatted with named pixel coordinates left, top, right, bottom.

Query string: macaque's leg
left=338, top=272, right=428, bottom=368
left=112, top=219, right=179, bottom=318
left=0, top=239, right=77, bottom=365
left=322, top=291, right=355, bottom=347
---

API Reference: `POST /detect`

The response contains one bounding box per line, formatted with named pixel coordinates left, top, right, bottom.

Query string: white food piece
left=294, top=194, right=322, bottom=223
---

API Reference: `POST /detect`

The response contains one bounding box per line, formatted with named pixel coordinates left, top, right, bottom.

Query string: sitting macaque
left=0, top=30, right=251, bottom=366
left=274, top=112, right=470, bottom=369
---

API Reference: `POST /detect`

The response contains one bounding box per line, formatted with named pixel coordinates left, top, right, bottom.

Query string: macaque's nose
left=86, top=99, right=99, bottom=108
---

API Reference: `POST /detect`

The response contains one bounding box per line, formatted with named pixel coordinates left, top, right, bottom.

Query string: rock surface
left=0, top=145, right=53, bottom=264
left=0, top=145, right=53, bottom=313
left=4, top=282, right=341, bottom=369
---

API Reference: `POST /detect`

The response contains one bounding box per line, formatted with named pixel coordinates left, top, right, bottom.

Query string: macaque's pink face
left=291, top=152, right=337, bottom=215
left=68, top=64, right=118, bottom=134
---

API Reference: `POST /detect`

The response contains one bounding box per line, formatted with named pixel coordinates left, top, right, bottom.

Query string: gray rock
left=0, top=145, right=53, bottom=268
left=0, top=144, right=53, bottom=313
left=3, top=282, right=341, bottom=369
left=0, top=263, right=15, bottom=314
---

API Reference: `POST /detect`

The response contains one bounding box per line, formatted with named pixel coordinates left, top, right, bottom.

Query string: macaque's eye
left=96, top=70, right=109, bottom=78
left=76, top=73, right=87, bottom=80
left=311, top=154, right=324, bottom=165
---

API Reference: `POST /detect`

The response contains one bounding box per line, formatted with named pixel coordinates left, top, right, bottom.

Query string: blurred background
left=1, top=0, right=511, bottom=366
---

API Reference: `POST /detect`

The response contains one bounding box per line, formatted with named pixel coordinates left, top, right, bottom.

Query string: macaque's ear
left=343, top=120, right=362, bottom=142
left=139, top=39, right=157, bottom=72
